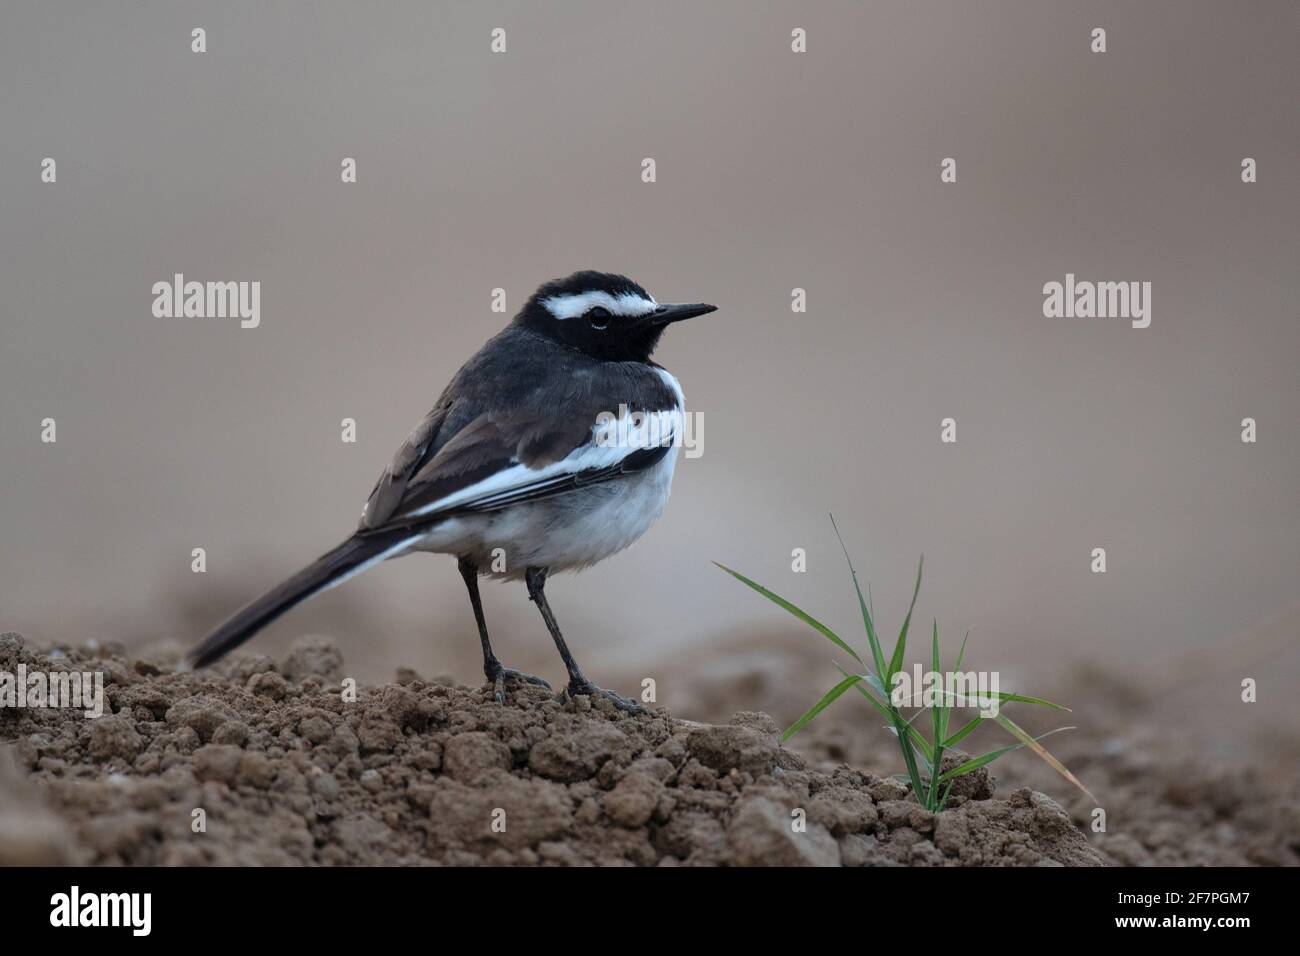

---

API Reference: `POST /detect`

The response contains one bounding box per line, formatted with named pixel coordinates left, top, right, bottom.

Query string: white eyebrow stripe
left=541, top=290, right=658, bottom=320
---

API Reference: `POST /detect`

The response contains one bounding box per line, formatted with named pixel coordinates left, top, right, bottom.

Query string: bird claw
left=488, top=667, right=551, bottom=704
left=565, top=679, right=647, bottom=715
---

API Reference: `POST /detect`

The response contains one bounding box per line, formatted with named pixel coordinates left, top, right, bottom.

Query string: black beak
left=649, top=302, right=717, bottom=326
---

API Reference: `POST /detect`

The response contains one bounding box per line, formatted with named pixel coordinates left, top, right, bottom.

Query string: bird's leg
left=458, top=557, right=550, bottom=704
left=524, top=566, right=646, bottom=715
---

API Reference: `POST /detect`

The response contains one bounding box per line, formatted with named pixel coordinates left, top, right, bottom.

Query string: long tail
left=189, top=528, right=419, bottom=668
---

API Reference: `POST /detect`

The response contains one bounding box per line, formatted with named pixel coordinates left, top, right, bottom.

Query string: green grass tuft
left=714, top=518, right=1094, bottom=812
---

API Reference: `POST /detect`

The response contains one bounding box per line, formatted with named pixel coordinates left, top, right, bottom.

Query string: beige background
left=1, top=2, right=1296, bottom=738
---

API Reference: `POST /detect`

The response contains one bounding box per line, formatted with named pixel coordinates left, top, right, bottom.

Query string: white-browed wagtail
left=190, top=271, right=716, bottom=713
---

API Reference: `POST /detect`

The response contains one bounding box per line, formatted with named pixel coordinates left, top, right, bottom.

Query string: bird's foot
left=565, top=678, right=647, bottom=715
left=485, top=662, right=551, bottom=704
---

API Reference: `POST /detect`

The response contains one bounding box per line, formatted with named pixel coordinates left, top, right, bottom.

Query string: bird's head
left=515, top=271, right=715, bottom=362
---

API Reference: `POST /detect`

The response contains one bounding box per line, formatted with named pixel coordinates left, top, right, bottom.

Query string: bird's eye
left=586, top=306, right=611, bottom=330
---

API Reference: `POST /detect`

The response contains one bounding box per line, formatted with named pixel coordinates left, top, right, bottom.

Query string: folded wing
left=359, top=405, right=679, bottom=533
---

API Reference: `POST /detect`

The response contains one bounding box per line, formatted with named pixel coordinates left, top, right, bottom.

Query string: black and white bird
left=189, top=271, right=715, bottom=713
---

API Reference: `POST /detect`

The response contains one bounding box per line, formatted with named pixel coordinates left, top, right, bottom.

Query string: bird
left=189, top=271, right=716, bottom=714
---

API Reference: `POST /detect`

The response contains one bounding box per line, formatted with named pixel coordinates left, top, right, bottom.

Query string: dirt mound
left=0, top=632, right=1102, bottom=866
left=657, top=635, right=1300, bottom=867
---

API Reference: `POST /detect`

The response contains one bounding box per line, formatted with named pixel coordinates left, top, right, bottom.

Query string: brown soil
left=655, top=633, right=1300, bottom=867
left=0, top=632, right=1102, bottom=866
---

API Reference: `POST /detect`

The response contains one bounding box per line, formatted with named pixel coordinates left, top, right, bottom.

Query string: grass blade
left=931, top=619, right=950, bottom=740
left=831, top=662, right=893, bottom=719
left=833, top=661, right=933, bottom=763
left=955, top=629, right=970, bottom=670
left=994, top=714, right=1095, bottom=803
left=938, top=744, right=1019, bottom=781
left=937, top=726, right=1075, bottom=783
left=900, top=687, right=1071, bottom=712
left=863, top=673, right=889, bottom=698
left=782, top=674, right=863, bottom=741
left=886, top=555, right=924, bottom=684
left=714, top=562, right=863, bottom=665
left=982, top=691, right=1070, bottom=711
left=927, top=618, right=947, bottom=809
left=943, top=715, right=982, bottom=748
left=829, top=515, right=888, bottom=680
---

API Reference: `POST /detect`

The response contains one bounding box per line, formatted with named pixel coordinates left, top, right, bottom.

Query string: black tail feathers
left=188, top=529, right=415, bottom=669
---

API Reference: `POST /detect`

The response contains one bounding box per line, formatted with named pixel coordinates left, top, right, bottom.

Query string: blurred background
left=1, top=1, right=1296, bottom=760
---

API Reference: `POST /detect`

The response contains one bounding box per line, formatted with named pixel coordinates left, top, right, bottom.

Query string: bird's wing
left=359, top=405, right=450, bottom=530
left=359, top=404, right=677, bottom=533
